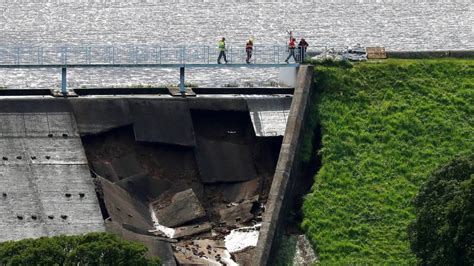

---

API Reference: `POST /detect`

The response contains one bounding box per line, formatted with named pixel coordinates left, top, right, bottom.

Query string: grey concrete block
left=130, top=100, right=196, bottom=146
left=155, top=189, right=206, bottom=228
left=194, top=138, right=257, bottom=183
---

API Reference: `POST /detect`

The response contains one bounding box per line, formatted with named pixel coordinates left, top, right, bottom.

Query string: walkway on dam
left=0, top=45, right=301, bottom=94
left=0, top=45, right=301, bottom=67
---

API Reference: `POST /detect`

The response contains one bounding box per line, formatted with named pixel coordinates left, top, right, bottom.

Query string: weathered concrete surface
left=0, top=112, right=104, bottom=242
left=155, top=189, right=206, bottom=228
left=253, top=65, right=315, bottom=265
left=195, top=138, right=257, bottom=183
left=105, top=220, right=176, bottom=266
left=99, top=177, right=154, bottom=231
left=130, top=100, right=196, bottom=146
left=70, top=99, right=133, bottom=135
left=246, top=97, right=291, bottom=137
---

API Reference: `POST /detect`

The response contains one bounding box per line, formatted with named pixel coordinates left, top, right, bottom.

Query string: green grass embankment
left=302, top=59, right=474, bottom=264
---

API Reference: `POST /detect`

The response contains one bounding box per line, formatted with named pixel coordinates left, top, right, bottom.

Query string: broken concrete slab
left=70, top=99, right=133, bottom=135
left=232, top=247, right=255, bottom=266
left=116, top=174, right=173, bottom=202
left=195, top=138, right=257, bottom=183
left=99, top=177, right=154, bottom=231
left=221, top=179, right=261, bottom=203
left=91, top=161, right=119, bottom=182
left=218, top=201, right=254, bottom=226
left=110, top=154, right=146, bottom=180
left=105, top=220, right=176, bottom=266
left=173, top=222, right=212, bottom=239
left=155, top=189, right=206, bottom=228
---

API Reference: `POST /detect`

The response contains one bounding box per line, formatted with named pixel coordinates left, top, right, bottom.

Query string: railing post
left=112, top=46, right=115, bottom=64
left=37, top=47, right=43, bottom=65
left=16, top=47, right=20, bottom=65
left=86, top=47, right=91, bottom=64
left=179, top=66, right=185, bottom=94
left=61, top=67, right=67, bottom=96
left=62, top=47, right=68, bottom=65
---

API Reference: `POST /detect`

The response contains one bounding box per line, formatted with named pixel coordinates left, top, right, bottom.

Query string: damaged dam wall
left=0, top=89, right=301, bottom=265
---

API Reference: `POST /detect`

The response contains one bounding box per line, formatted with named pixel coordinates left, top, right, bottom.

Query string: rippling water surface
left=0, top=0, right=472, bottom=88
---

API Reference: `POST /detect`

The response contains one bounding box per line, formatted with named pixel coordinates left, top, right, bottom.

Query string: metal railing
left=0, top=45, right=310, bottom=66
left=0, top=44, right=312, bottom=95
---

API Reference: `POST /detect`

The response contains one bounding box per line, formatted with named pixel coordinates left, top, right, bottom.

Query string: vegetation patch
left=302, top=59, right=474, bottom=264
left=0, top=232, right=161, bottom=265
left=409, top=153, right=473, bottom=265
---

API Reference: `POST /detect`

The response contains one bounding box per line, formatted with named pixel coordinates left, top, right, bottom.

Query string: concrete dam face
left=0, top=87, right=304, bottom=265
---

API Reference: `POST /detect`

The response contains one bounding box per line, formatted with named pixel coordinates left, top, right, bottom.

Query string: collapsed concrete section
left=0, top=112, right=104, bottom=242
left=75, top=97, right=284, bottom=265
left=0, top=93, right=293, bottom=265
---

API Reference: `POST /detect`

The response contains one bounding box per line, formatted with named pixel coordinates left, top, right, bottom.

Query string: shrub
left=0, top=232, right=161, bottom=265
left=409, top=154, right=474, bottom=265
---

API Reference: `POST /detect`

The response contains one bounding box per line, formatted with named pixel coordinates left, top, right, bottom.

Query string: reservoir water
left=0, top=0, right=472, bottom=88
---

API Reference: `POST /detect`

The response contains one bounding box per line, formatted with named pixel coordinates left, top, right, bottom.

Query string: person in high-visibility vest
left=285, top=37, right=297, bottom=63
left=217, top=37, right=228, bottom=64
left=245, top=38, right=253, bottom=64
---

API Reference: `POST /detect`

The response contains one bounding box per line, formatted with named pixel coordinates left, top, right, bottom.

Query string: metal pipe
left=179, top=66, right=185, bottom=94
left=61, top=67, right=67, bottom=95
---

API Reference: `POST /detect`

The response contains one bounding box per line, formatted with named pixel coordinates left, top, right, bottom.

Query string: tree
left=408, top=154, right=474, bottom=265
left=0, top=232, right=161, bottom=265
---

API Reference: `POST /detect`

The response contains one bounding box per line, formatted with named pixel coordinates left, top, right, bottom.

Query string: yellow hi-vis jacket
left=218, top=40, right=226, bottom=51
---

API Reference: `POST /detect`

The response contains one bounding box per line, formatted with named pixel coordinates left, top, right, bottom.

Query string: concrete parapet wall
left=253, top=65, right=315, bottom=265
left=386, top=50, right=474, bottom=59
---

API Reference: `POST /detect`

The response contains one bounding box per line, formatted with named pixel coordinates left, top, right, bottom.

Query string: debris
left=173, top=240, right=238, bottom=266
left=232, top=247, right=256, bottom=266
left=225, top=224, right=261, bottom=253
left=173, top=222, right=212, bottom=239
left=218, top=201, right=254, bottom=226
left=221, top=179, right=260, bottom=203
left=154, top=189, right=206, bottom=227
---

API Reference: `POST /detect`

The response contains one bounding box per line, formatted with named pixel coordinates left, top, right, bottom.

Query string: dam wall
left=0, top=90, right=296, bottom=265
left=0, top=105, right=105, bottom=242
left=254, top=65, right=316, bottom=265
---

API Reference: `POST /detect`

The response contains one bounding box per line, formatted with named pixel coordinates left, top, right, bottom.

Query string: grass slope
left=302, top=59, right=474, bottom=264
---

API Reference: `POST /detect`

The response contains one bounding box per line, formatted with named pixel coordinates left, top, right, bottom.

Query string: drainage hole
left=127, top=214, right=133, bottom=218
left=62, top=133, right=68, bottom=138
left=17, top=215, right=24, bottom=220
left=31, top=215, right=38, bottom=220
left=2, top=157, right=7, bottom=161
left=48, top=133, right=53, bottom=138
left=45, top=156, right=51, bottom=160
left=48, top=215, right=54, bottom=220
left=31, top=156, right=37, bottom=160
left=16, top=156, right=22, bottom=160
left=2, top=193, right=6, bottom=198
left=79, top=193, right=85, bottom=198
left=60, top=215, right=68, bottom=220
left=65, top=193, right=72, bottom=198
